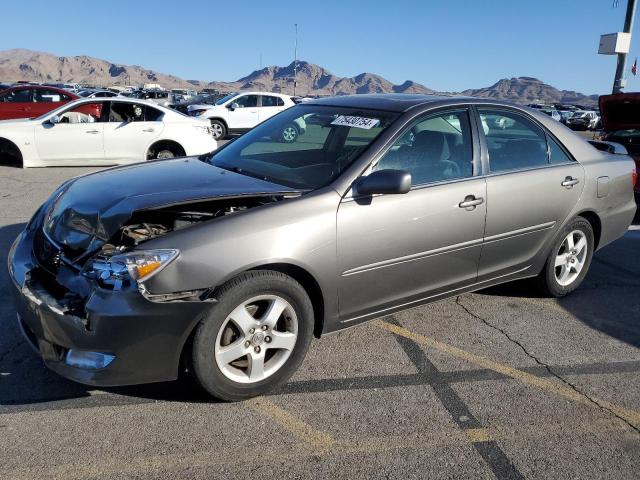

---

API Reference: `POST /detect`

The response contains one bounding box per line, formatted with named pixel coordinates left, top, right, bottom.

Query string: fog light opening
left=65, top=350, right=115, bottom=370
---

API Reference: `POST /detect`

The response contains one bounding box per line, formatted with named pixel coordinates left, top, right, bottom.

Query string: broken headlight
left=83, top=249, right=179, bottom=288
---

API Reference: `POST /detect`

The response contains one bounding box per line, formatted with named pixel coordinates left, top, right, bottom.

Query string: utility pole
left=613, top=0, right=637, bottom=93
left=293, top=23, right=298, bottom=96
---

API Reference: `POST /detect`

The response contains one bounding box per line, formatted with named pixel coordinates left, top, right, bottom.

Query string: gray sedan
left=9, top=94, right=637, bottom=400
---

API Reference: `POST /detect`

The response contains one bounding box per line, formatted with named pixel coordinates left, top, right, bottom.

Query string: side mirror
left=49, top=115, right=61, bottom=125
left=227, top=102, right=239, bottom=111
left=355, top=169, right=411, bottom=196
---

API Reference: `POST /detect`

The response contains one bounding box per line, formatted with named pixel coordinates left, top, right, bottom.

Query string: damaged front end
left=8, top=158, right=303, bottom=385
left=36, top=194, right=292, bottom=310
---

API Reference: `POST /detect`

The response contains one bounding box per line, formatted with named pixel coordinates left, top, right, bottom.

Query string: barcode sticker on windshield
left=331, top=115, right=380, bottom=129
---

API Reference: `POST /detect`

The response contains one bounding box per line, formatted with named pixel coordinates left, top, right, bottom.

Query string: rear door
left=32, top=89, right=73, bottom=117
left=475, top=108, right=585, bottom=281
left=259, top=95, right=286, bottom=122
left=102, top=101, right=164, bottom=162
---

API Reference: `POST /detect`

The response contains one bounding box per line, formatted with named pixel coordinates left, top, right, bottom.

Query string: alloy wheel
left=282, top=126, right=297, bottom=142
left=214, top=295, right=298, bottom=384
left=554, top=230, right=588, bottom=286
left=211, top=123, right=224, bottom=139
left=156, top=149, right=175, bottom=159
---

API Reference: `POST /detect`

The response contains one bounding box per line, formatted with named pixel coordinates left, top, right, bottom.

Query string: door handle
left=142, top=128, right=155, bottom=132
left=561, top=176, right=580, bottom=188
left=459, top=195, right=484, bottom=210
left=85, top=130, right=100, bottom=134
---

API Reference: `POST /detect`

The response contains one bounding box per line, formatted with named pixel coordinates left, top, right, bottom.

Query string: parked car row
left=527, top=103, right=601, bottom=131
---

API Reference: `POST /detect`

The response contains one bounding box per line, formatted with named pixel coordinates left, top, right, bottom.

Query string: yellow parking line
left=375, top=320, right=640, bottom=429
left=247, top=397, right=336, bottom=449
left=464, top=427, right=492, bottom=443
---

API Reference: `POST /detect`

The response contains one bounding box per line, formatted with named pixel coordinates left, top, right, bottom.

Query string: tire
left=536, top=217, right=594, bottom=297
left=210, top=120, right=227, bottom=140
left=191, top=271, right=314, bottom=401
left=147, top=143, right=185, bottom=160
left=280, top=123, right=299, bottom=143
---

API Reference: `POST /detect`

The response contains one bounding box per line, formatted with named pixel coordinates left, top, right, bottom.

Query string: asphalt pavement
left=0, top=162, right=639, bottom=480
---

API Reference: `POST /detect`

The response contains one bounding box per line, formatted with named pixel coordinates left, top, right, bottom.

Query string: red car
left=0, top=85, right=78, bottom=120
left=599, top=93, right=640, bottom=195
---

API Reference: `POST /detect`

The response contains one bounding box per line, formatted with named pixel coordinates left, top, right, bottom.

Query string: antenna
left=293, top=23, right=298, bottom=96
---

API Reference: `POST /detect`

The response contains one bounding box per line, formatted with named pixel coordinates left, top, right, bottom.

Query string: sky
left=1, top=0, right=640, bottom=94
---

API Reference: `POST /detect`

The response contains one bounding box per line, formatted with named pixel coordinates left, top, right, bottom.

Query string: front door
left=475, top=108, right=586, bottom=280
left=337, top=108, right=487, bottom=322
left=228, top=94, right=260, bottom=129
left=34, top=102, right=105, bottom=163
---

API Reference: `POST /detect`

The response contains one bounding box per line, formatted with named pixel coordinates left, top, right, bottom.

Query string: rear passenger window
left=374, top=110, right=474, bottom=185
left=108, top=102, right=163, bottom=122
left=261, top=95, right=279, bottom=107
left=478, top=110, right=548, bottom=172
left=548, top=136, right=573, bottom=164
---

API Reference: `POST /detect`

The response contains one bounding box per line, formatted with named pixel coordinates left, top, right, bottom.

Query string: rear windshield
left=209, top=105, right=398, bottom=190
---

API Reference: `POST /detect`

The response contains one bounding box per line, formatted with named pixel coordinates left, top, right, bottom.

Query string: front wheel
left=210, top=120, right=227, bottom=140
left=191, top=271, right=314, bottom=401
left=536, top=218, right=594, bottom=297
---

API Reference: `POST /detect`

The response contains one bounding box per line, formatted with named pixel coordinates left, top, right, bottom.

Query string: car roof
left=236, top=91, right=291, bottom=99
left=305, top=93, right=474, bottom=112
left=5, top=84, right=76, bottom=94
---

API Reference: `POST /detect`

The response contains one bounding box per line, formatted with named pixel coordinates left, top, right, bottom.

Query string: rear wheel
left=210, top=120, right=227, bottom=140
left=147, top=142, right=185, bottom=160
left=191, top=271, right=313, bottom=401
left=536, top=218, right=594, bottom=297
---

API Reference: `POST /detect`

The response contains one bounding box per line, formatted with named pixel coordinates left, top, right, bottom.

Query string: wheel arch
left=0, top=137, right=24, bottom=167
left=176, top=261, right=326, bottom=379
left=250, top=263, right=325, bottom=338
left=208, top=117, right=228, bottom=129
left=576, top=210, right=602, bottom=249
left=146, top=139, right=186, bottom=160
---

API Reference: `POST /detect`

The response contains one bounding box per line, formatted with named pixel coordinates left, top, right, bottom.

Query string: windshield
left=215, top=93, right=239, bottom=105
left=209, top=104, right=398, bottom=190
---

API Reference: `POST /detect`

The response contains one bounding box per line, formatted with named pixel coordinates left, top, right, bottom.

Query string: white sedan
left=0, top=98, right=217, bottom=167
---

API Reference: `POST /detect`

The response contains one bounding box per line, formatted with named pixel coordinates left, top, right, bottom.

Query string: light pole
left=613, top=0, right=637, bottom=93
left=293, top=23, right=298, bottom=96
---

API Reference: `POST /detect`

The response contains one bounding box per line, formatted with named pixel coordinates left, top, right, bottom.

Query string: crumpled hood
left=43, top=157, right=298, bottom=256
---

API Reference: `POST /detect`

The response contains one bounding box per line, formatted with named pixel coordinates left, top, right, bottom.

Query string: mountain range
left=0, top=49, right=598, bottom=105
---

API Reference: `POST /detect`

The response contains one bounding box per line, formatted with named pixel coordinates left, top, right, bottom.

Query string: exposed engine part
left=107, top=195, right=284, bottom=250
left=122, top=223, right=169, bottom=244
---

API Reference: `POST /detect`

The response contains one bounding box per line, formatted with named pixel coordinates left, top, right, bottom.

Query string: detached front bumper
left=8, top=228, right=212, bottom=387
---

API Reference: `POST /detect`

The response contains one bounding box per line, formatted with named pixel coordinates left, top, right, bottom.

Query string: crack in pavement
left=455, top=295, right=640, bottom=436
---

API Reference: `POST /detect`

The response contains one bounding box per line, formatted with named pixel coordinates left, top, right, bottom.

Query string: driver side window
left=234, top=95, right=258, bottom=108
left=373, top=110, right=474, bottom=186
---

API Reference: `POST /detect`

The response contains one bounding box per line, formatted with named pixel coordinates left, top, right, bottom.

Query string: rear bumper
left=8, top=228, right=211, bottom=387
